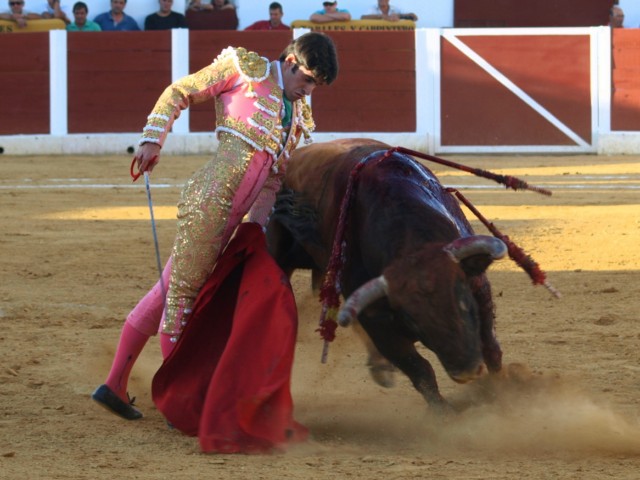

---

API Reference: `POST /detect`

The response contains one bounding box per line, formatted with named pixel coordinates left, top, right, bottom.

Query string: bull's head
left=338, top=235, right=506, bottom=383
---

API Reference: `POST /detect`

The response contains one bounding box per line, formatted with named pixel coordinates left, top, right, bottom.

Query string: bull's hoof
left=428, top=398, right=457, bottom=416
left=369, top=364, right=396, bottom=388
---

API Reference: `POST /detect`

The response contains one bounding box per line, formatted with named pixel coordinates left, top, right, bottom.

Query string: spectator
left=185, top=0, right=237, bottom=30
left=38, top=0, right=70, bottom=24
left=145, top=0, right=186, bottom=30
left=187, top=0, right=234, bottom=12
left=361, top=0, right=418, bottom=22
left=244, top=1, right=289, bottom=31
left=94, top=0, right=140, bottom=31
left=67, top=1, right=100, bottom=30
left=609, top=5, right=624, bottom=28
left=309, top=0, right=351, bottom=23
left=0, top=0, right=42, bottom=28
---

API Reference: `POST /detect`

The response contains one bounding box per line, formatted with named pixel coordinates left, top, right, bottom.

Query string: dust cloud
left=439, top=364, right=640, bottom=455
left=291, top=288, right=640, bottom=458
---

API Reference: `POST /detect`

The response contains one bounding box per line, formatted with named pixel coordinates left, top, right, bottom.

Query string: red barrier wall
left=441, top=34, right=591, bottom=146
left=454, top=0, right=613, bottom=28
left=1, top=29, right=639, bottom=139
left=611, top=29, right=640, bottom=131
left=68, top=31, right=172, bottom=133
left=310, top=31, right=416, bottom=132
left=188, top=31, right=291, bottom=132
left=187, top=31, right=416, bottom=133
left=0, top=31, right=414, bottom=136
left=0, top=33, right=49, bottom=134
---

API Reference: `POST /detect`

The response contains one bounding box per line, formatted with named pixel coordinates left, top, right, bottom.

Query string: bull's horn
left=337, top=276, right=389, bottom=327
left=444, top=235, right=507, bottom=262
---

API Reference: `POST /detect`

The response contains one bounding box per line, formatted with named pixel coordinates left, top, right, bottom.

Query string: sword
left=131, top=157, right=166, bottom=298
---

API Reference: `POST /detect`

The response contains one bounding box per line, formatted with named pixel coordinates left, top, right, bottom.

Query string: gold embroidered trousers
left=161, top=133, right=272, bottom=336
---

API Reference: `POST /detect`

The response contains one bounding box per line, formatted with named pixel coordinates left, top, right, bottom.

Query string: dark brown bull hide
left=267, top=138, right=506, bottom=410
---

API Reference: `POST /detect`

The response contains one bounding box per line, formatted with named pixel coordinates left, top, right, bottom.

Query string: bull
left=267, top=138, right=507, bottom=410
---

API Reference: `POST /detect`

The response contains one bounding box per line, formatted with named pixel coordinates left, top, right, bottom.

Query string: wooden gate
left=437, top=28, right=599, bottom=153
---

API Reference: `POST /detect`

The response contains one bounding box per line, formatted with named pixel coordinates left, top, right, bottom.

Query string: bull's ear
left=459, top=254, right=494, bottom=277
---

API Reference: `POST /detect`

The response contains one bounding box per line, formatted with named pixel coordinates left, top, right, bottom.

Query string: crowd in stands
left=2, top=0, right=629, bottom=32
left=0, top=0, right=420, bottom=31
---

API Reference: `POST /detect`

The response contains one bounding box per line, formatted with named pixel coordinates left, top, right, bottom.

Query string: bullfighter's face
left=281, top=53, right=321, bottom=102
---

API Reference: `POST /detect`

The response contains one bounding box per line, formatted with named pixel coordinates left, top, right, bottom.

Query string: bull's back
left=285, top=138, right=391, bottom=203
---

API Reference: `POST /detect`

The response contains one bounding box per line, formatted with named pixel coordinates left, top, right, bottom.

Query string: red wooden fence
left=1, top=28, right=640, bottom=138
left=611, top=28, right=640, bottom=131
left=454, top=0, right=613, bottom=28
left=0, top=33, right=49, bottom=134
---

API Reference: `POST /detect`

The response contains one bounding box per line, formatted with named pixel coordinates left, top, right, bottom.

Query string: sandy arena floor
left=1, top=152, right=639, bottom=479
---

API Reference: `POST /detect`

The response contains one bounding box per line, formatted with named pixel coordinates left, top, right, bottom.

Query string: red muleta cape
left=151, top=223, right=308, bottom=453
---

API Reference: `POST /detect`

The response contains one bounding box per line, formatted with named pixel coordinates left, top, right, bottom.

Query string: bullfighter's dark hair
left=269, top=1, right=283, bottom=11
left=279, top=32, right=339, bottom=85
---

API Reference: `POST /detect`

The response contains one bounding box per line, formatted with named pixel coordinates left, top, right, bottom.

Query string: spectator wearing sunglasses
left=1, top=0, right=42, bottom=28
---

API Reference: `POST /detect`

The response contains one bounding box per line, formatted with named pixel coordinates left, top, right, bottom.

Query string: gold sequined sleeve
left=139, top=49, right=242, bottom=147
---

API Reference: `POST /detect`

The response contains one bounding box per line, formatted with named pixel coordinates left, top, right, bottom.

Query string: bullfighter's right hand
left=135, top=142, right=161, bottom=174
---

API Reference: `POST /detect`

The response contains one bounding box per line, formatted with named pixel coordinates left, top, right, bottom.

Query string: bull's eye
left=459, top=300, right=469, bottom=312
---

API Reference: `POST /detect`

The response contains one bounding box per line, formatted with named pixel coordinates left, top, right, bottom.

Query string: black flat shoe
left=91, top=384, right=143, bottom=420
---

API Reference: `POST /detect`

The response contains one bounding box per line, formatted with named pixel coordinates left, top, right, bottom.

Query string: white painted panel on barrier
left=50, top=29, right=68, bottom=136
left=171, top=28, right=190, bottom=135
left=596, top=26, right=612, bottom=134
left=415, top=28, right=437, bottom=154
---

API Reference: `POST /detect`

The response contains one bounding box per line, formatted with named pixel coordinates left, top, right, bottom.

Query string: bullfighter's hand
left=135, top=142, right=161, bottom=174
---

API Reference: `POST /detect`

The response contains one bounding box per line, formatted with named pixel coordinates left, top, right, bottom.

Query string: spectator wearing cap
left=244, top=1, right=289, bottom=30
left=310, top=0, right=350, bottom=23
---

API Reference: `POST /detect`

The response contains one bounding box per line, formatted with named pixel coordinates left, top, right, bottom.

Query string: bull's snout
left=449, top=363, right=485, bottom=384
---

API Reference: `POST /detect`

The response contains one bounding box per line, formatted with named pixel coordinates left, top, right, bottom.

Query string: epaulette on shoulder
left=230, top=47, right=270, bottom=83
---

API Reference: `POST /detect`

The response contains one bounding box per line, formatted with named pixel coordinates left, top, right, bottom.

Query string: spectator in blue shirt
left=94, top=0, right=140, bottom=31
left=310, top=0, right=351, bottom=23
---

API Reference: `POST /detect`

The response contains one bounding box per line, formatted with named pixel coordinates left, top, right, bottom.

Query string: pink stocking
left=104, top=322, right=149, bottom=402
left=103, top=260, right=172, bottom=401
left=127, top=259, right=171, bottom=336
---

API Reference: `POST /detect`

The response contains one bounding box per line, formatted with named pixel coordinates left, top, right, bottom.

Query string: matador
left=92, top=32, right=339, bottom=421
